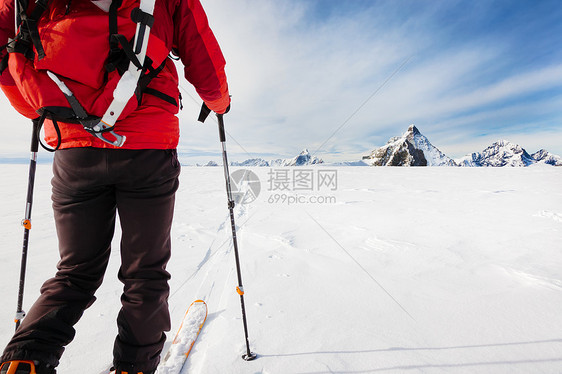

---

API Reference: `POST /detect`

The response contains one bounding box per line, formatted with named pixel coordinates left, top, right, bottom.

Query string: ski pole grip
left=217, top=114, right=226, bottom=143
left=30, top=118, right=41, bottom=153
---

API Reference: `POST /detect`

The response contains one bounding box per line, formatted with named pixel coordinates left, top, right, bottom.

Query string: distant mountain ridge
left=457, top=140, right=532, bottom=167
left=531, top=149, right=562, bottom=166
left=455, top=140, right=562, bottom=167
left=363, top=125, right=561, bottom=167
left=228, top=149, right=323, bottom=167
left=196, top=126, right=560, bottom=167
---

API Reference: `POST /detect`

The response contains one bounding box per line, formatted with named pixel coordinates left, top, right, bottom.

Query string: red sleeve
left=173, top=0, right=230, bottom=114
left=0, top=0, right=16, bottom=86
left=0, top=1, right=37, bottom=118
left=0, top=0, right=36, bottom=118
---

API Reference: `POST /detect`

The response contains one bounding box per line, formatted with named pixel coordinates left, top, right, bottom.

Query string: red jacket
left=0, top=0, right=229, bottom=149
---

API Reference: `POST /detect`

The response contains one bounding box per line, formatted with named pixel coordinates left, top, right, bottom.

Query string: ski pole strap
left=198, top=103, right=230, bottom=124
left=236, top=286, right=244, bottom=296
left=198, top=102, right=211, bottom=123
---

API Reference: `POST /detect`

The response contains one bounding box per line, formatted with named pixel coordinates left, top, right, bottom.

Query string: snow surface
left=0, top=164, right=561, bottom=373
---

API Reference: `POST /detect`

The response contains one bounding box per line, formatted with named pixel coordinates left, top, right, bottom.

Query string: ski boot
left=0, top=361, right=55, bottom=374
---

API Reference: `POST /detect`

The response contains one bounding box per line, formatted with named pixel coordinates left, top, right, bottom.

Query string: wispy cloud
left=1, top=0, right=561, bottom=162
left=192, top=0, right=562, bottom=162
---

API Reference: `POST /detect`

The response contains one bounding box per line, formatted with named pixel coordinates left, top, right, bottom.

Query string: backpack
left=0, top=0, right=174, bottom=148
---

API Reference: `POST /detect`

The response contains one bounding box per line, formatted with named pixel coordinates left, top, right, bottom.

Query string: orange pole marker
left=21, top=219, right=31, bottom=230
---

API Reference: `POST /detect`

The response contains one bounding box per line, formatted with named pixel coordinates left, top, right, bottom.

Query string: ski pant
left=1, top=148, right=180, bottom=372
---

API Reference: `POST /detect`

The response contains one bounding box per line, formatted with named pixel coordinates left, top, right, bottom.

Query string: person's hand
left=198, top=102, right=230, bottom=123
left=218, top=104, right=230, bottom=115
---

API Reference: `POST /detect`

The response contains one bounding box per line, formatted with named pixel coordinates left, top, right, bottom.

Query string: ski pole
left=216, top=113, right=257, bottom=361
left=15, top=118, right=41, bottom=330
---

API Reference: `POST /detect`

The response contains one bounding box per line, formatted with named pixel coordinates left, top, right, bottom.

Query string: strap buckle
left=81, top=119, right=127, bottom=147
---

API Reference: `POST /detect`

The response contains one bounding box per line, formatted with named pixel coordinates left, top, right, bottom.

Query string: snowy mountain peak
left=407, top=124, right=421, bottom=136
left=363, top=125, right=456, bottom=166
left=532, top=149, right=549, bottom=161
left=458, top=140, right=536, bottom=167
left=531, top=149, right=562, bottom=166
left=272, top=148, right=324, bottom=166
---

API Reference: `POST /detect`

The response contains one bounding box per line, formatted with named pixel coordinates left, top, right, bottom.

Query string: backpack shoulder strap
left=0, top=0, right=49, bottom=73
left=15, top=0, right=49, bottom=59
left=83, top=0, right=157, bottom=147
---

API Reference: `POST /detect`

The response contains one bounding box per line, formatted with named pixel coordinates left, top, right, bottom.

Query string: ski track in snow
left=506, top=269, right=562, bottom=290
left=535, top=210, right=562, bottom=224
left=1, top=165, right=561, bottom=374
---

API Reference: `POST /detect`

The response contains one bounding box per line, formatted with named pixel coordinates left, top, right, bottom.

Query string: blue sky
left=1, top=0, right=561, bottom=163
left=181, top=0, right=562, bottom=163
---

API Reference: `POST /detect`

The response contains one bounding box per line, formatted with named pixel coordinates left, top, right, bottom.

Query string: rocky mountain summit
left=362, top=125, right=456, bottom=166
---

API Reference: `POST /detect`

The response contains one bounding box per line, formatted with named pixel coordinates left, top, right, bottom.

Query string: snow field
left=0, top=164, right=561, bottom=373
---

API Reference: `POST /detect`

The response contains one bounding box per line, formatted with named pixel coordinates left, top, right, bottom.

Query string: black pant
left=2, top=148, right=181, bottom=372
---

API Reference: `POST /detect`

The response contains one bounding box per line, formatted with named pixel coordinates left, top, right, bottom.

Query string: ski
left=156, top=299, right=208, bottom=374
left=97, top=300, right=207, bottom=374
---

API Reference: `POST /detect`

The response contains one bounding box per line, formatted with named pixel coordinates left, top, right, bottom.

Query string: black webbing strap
left=0, top=54, right=8, bottom=73
left=106, top=0, right=124, bottom=73
left=144, top=57, right=164, bottom=77
left=0, top=42, right=9, bottom=73
left=143, top=88, right=177, bottom=106
left=135, top=58, right=178, bottom=107
left=110, top=34, right=143, bottom=70
left=17, top=0, right=49, bottom=60
left=130, top=7, right=154, bottom=54
left=35, top=111, right=62, bottom=152
left=6, top=37, right=34, bottom=60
